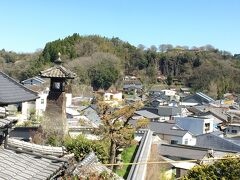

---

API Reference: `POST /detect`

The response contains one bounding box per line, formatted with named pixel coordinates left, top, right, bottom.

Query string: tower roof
left=40, top=65, right=76, bottom=79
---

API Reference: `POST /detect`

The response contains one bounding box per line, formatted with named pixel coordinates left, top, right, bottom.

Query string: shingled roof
left=0, top=118, right=17, bottom=129
left=40, top=66, right=76, bottom=79
left=129, top=120, right=190, bottom=137
left=73, top=152, right=122, bottom=179
left=0, top=71, right=38, bottom=105
left=0, top=147, right=66, bottom=180
left=0, top=136, right=69, bottom=179
left=7, top=138, right=66, bottom=157
left=183, top=92, right=214, bottom=105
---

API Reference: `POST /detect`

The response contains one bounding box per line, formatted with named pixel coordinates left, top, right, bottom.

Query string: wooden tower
left=40, top=53, right=76, bottom=136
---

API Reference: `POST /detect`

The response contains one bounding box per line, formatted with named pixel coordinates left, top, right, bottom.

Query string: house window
left=232, top=130, right=237, bottom=134
left=171, top=140, right=178, bottom=144
left=41, top=99, right=44, bottom=104
left=184, top=139, right=188, bottom=145
left=110, top=95, right=113, bottom=100
left=53, top=82, right=61, bottom=90
left=205, top=123, right=210, bottom=131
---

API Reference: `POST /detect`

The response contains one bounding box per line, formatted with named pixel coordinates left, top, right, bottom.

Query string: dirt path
left=146, top=143, right=173, bottom=180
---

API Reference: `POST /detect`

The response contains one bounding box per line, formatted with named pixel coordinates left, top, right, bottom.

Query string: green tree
left=64, top=135, right=109, bottom=163
left=96, top=101, right=143, bottom=170
left=182, top=156, right=240, bottom=180
left=166, top=75, right=173, bottom=86
left=88, top=60, right=120, bottom=90
left=136, top=118, right=150, bottom=129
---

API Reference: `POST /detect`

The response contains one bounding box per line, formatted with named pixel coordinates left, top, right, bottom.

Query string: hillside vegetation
left=1, top=33, right=240, bottom=97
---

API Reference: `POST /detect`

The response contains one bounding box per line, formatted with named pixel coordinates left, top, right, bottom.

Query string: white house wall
left=182, top=133, right=196, bottom=146
left=159, top=116, right=170, bottom=122
left=175, top=117, right=214, bottom=135
left=35, top=92, right=48, bottom=116
left=21, top=101, right=35, bottom=120
left=104, top=92, right=122, bottom=101
left=162, top=89, right=176, bottom=96
left=158, top=134, right=182, bottom=145
left=201, top=114, right=222, bottom=129
left=65, top=93, right=72, bottom=107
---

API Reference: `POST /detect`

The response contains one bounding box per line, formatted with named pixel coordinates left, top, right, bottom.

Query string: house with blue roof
left=21, top=76, right=45, bottom=86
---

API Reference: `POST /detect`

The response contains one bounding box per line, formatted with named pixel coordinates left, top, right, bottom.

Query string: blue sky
left=0, top=0, right=239, bottom=54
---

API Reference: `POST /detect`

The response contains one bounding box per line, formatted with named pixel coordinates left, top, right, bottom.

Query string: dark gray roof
left=123, top=80, right=142, bottom=90
left=142, top=106, right=181, bottom=116
left=40, top=65, right=76, bottom=79
left=0, top=147, right=66, bottom=179
left=183, top=92, right=214, bottom=105
left=9, top=127, right=38, bottom=141
left=149, top=122, right=189, bottom=136
left=0, top=71, right=38, bottom=105
left=0, top=118, right=18, bottom=129
left=159, top=143, right=236, bottom=160
left=157, top=106, right=181, bottom=116
left=129, top=120, right=189, bottom=137
left=159, top=144, right=207, bottom=160
left=78, top=105, right=101, bottom=125
left=196, top=132, right=240, bottom=152
left=7, top=138, right=66, bottom=157
left=187, top=106, right=205, bottom=115
left=123, top=84, right=142, bottom=90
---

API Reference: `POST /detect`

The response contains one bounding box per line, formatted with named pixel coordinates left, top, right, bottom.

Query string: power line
left=102, top=156, right=240, bottom=166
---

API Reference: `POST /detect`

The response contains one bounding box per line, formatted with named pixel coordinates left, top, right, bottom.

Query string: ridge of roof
left=6, top=137, right=67, bottom=157
left=0, top=118, right=18, bottom=129
left=40, top=65, right=76, bottom=78
left=0, top=71, right=38, bottom=96
left=0, top=71, right=38, bottom=104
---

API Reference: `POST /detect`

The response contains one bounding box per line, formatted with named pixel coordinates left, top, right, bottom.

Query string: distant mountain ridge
left=1, top=33, right=240, bottom=96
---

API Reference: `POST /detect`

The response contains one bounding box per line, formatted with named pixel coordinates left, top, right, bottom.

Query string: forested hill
left=1, top=33, right=240, bottom=97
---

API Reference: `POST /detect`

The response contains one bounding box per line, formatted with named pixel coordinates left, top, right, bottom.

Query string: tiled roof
left=157, top=106, right=181, bottom=116
left=40, top=65, right=76, bottom=79
left=159, top=144, right=235, bottom=160
left=73, top=152, right=122, bottom=179
left=149, top=122, right=189, bottom=136
left=183, top=92, right=214, bottom=105
left=0, top=71, right=38, bottom=104
left=196, top=132, right=240, bottom=152
left=135, top=110, right=160, bottom=119
left=0, top=118, right=17, bottom=129
left=129, top=120, right=189, bottom=137
left=7, top=138, right=66, bottom=157
left=142, top=106, right=181, bottom=116
left=78, top=105, right=101, bottom=125
left=0, top=147, right=66, bottom=180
